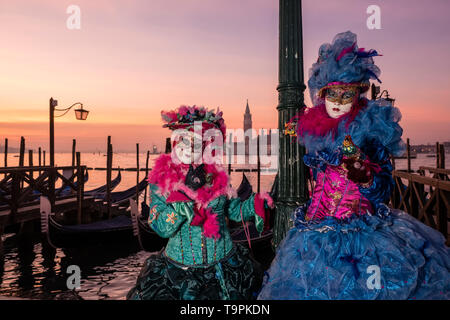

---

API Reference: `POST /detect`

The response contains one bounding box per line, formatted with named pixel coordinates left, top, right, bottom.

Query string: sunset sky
left=1, top=0, right=449, bottom=152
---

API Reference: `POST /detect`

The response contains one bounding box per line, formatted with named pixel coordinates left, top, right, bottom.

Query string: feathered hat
left=161, top=105, right=226, bottom=141
left=308, top=31, right=382, bottom=106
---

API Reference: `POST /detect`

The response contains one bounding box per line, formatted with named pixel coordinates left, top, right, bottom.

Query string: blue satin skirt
left=258, top=205, right=450, bottom=300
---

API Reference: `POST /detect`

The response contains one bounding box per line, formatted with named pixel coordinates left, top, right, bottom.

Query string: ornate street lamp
left=74, top=104, right=89, bottom=120
left=371, top=84, right=395, bottom=106
left=49, top=97, right=89, bottom=167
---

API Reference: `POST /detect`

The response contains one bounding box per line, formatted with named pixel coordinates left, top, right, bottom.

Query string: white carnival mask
left=172, top=131, right=203, bottom=164
left=324, top=86, right=359, bottom=119
left=325, top=100, right=353, bottom=119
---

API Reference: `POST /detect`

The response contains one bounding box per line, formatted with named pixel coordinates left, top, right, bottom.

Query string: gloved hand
left=342, top=157, right=373, bottom=185
left=184, top=164, right=206, bottom=190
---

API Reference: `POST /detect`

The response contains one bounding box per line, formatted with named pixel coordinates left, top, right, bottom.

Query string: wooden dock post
left=436, top=142, right=440, bottom=169
left=18, top=150, right=35, bottom=239
left=3, top=138, right=7, bottom=179
left=19, top=137, right=25, bottom=189
left=3, top=138, right=7, bottom=167
left=165, top=137, right=171, bottom=154
left=406, top=138, right=411, bottom=173
left=144, top=150, right=150, bottom=204
left=72, top=139, right=76, bottom=174
left=228, top=133, right=232, bottom=175
left=49, top=166, right=56, bottom=211
left=38, top=147, right=42, bottom=175
left=76, top=151, right=83, bottom=224
left=28, top=150, right=33, bottom=180
left=136, top=143, right=140, bottom=205
left=257, top=134, right=261, bottom=193
left=439, top=144, right=445, bottom=169
left=43, top=150, right=46, bottom=166
left=106, top=136, right=112, bottom=219
left=19, top=136, right=25, bottom=167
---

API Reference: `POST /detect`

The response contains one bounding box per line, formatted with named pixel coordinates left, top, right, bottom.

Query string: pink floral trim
left=190, top=207, right=220, bottom=239
left=166, top=191, right=191, bottom=203
left=297, top=99, right=367, bottom=139
left=148, top=153, right=234, bottom=238
left=148, top=154, right=233, bottom=207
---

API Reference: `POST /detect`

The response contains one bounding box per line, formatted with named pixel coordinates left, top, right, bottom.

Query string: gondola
left=129, top=200, right=168, bottom=252
left=52, top=170, right=90, bottom=197
left=85, top=169, right=122, bottom=198
left=0, top=179, right=12, bottom=194
left=39, top=175, right=147, bottom=249
left=108, top=176, right=148, bottom=205
left=40, top=196, right=135, bottom=249
left=227, top=172, right=277, bottom=270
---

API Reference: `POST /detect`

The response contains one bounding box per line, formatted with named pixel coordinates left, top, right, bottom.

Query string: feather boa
left=297, top=99, right=406, bottom=157
left=147, top=154, right=236, bottom=238
left=297, top=99, right=366, bottom=138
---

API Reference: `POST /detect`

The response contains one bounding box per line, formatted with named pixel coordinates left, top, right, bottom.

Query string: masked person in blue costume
left=258, top=31, right=450, bottom=300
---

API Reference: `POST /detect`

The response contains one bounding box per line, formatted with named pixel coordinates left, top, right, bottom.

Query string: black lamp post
left=272, top=0, right=309, bottom=248
left=371, top=84, right=395, bottom=106
left=49, top=97, right=89, bottom=167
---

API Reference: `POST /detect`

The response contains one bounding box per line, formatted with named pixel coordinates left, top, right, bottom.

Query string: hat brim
left=317, top=82, right=370, bottom=99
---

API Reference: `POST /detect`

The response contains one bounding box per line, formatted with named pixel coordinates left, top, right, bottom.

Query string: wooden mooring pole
left=436, top=142, right=440, bottom=169
left=76, top=152, right=84, bottom=224
left=406, top=138, right=411, bottom=173
left=228, top=133, right=232, bottom=176
left=28, top=150, right=33, bottom=180
left=136, top=143, right=140, bottom=205
left=72, top=139, right=76, bottom=174
left=3, top=138, right=7, bottom=167
left=19, top=136, right=25, bottom=167
left=19, top=137, right=25, bottom=189
left=165, top=137, right=171, bottom=154
left=106, top=136, right=112, bottom=219
left=143, top=150, right=150, bottom=205
left=38, top=147, right=42, bottom=175
left=3, top=138, right=7, bottom=179
left=439, top=144, right=445, bottom=169
left=257, top=135, right=261, bottom=193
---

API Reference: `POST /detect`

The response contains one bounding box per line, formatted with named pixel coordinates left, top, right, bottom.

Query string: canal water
left=0, top=152, right=448, bottom=299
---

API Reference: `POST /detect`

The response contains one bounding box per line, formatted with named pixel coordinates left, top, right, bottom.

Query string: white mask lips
left=325, top=100, right=352, bottom=119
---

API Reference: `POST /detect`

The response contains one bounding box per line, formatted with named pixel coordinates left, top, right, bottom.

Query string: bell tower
left=244, top=99, right=252, bottom=156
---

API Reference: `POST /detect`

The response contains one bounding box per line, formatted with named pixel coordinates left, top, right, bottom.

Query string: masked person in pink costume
left=258, top=31, right=450, bottom=300
left=127, top=105, right=273, bottom=300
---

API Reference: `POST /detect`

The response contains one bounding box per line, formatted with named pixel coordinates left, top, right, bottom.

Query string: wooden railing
left=390, top=170, right=450, bottom=244
left=0, top=165, right=86, bottom=223
left=418, top=166, right=450, bottom=181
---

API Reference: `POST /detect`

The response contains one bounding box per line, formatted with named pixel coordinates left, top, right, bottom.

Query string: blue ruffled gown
left=258, top=102, right=450, bottom=300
